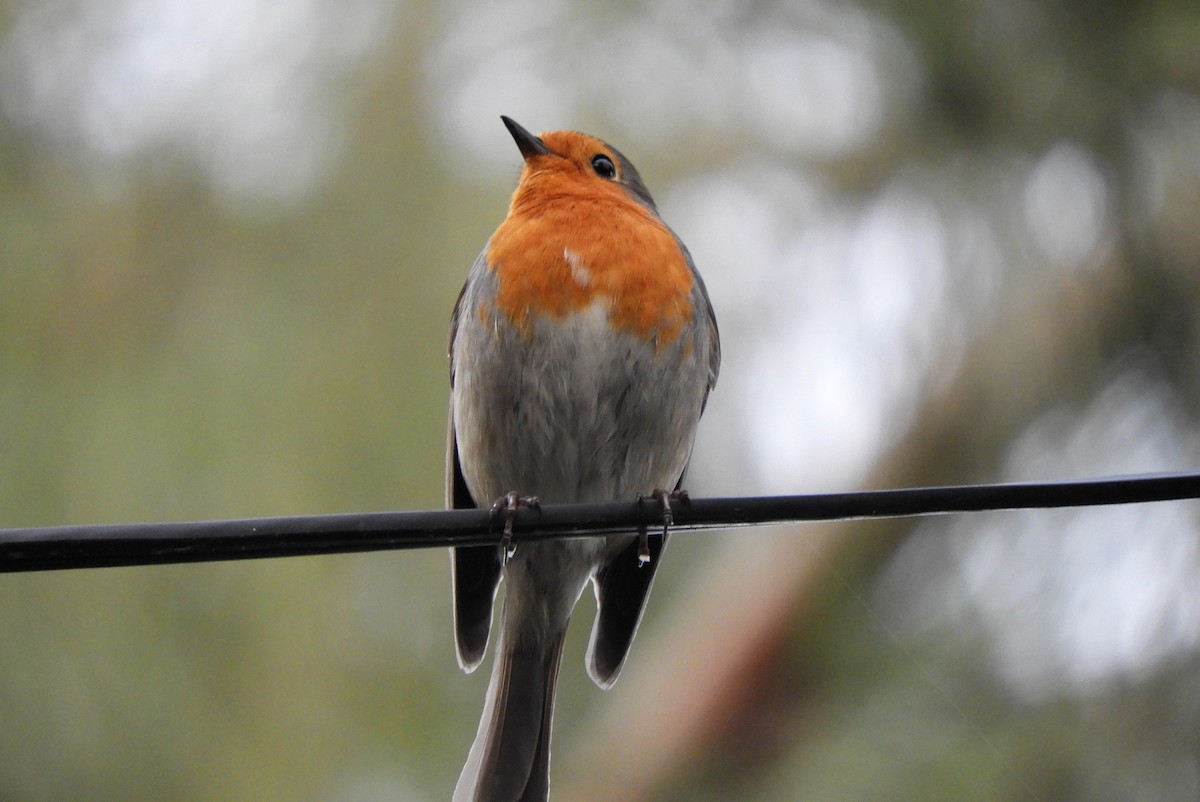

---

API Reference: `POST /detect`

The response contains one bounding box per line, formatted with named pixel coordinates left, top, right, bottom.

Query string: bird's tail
left=453, top=615, right=568, bottom=802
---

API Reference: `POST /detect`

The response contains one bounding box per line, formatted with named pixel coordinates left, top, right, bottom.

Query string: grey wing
left=448, top=419, right=502, bottom=671
left=586, top=527, right=670, bottom=688
left=447, top=262, right=503, bottom=672
left=685, top=241, right=721, bottom=405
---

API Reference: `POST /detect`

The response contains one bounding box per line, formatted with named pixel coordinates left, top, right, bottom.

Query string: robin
left=447, top=116, right=720, bottom=802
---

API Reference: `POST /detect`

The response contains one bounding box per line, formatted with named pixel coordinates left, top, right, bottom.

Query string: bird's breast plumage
left=484, top=178, right=695, bottom=351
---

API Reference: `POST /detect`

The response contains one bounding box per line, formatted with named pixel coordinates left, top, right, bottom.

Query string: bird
left=446, top=116, right=719, bottom=802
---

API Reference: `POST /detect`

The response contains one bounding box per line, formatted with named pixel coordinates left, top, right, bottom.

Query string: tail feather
left=514, top=629, right=565, bottom=802
left=454, top=623, right=568, bottom=802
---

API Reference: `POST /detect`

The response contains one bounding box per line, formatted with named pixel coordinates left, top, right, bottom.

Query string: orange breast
left=485, top=179, right=693, bottom=348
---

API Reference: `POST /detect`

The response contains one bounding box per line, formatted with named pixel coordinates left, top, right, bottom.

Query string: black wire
left=2, top=471, right=1198, bottom=573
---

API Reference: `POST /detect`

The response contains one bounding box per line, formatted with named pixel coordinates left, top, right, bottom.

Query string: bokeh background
left=2, top=0, right=1200, bottom=799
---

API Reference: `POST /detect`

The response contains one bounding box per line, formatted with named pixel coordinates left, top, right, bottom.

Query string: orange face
left=485, top=131, right=694, bottom=349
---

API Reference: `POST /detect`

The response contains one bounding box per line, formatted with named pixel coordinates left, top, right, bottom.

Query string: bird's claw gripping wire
left=490, top=491, right=540, bottom=563
left=637, top=489, right=688, bottom=566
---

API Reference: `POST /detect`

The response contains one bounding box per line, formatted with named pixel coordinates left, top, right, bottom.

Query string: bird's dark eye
left=591, top=154, right=617, bottom=179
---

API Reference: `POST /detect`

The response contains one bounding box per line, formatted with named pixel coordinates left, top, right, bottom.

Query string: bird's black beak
left=501, top=116, right=551, bottom=160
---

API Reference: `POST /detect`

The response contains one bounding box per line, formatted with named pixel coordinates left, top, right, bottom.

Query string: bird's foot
left=490, top=491, right=540, bottom=563
left=636, top=489, right=689, bottom=566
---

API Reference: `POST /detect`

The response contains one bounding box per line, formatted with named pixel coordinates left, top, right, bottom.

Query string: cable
left=2, top=471, right=1198, bottom=573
